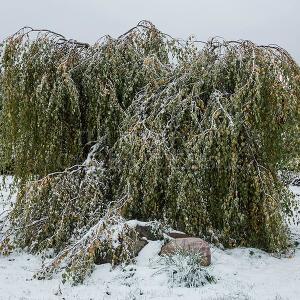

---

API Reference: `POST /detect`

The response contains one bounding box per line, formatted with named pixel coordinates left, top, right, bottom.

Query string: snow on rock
left=0, top=179, right=300, bottom=299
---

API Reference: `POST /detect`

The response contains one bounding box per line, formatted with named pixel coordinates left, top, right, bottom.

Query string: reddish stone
left=160, top=237, right=211, bottom=266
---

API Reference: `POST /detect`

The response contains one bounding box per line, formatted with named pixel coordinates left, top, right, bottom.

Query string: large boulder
left=160, top=237, right=211, bottom=266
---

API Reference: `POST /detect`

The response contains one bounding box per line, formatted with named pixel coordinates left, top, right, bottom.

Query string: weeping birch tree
left=0, top=21, right=299, bottom=283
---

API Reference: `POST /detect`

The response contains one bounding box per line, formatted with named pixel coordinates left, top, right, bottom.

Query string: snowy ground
left=0, top=178, right=300, bottom=300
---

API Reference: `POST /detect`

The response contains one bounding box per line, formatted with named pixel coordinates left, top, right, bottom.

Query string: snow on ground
left=0, top=179, right=300, bottom=300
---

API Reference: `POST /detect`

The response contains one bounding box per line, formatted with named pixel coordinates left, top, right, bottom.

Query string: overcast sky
left=1, top=0, right=299, bottom=63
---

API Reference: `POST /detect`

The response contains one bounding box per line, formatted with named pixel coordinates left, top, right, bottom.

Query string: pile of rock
left=132, top=222, right=212, bottom=266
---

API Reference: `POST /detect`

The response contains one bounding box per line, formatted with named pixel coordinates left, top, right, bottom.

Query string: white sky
left=1, top=0, right=299, bottom=62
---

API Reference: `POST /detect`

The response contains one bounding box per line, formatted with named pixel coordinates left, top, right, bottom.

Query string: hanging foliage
left=9, top=143, right=108, bottom=253
left=114, top=39, right=300, bottom=251
left=0, top=21, right=174, bottom=183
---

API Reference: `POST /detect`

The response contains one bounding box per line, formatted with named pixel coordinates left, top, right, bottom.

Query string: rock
left=135, top=224, right=158, bottom=240
left=133, top=238, right=148, bottom=256
left=167, top=230, right=190, bottom=239
left=160, top=237, right=211, bottom=266
left=134, top=222, right=164, bottom=240
left=94, top=237, right=148, bottom=265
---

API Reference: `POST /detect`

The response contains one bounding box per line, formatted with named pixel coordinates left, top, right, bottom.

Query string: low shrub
left=156, top=249, right=215, bottom=287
